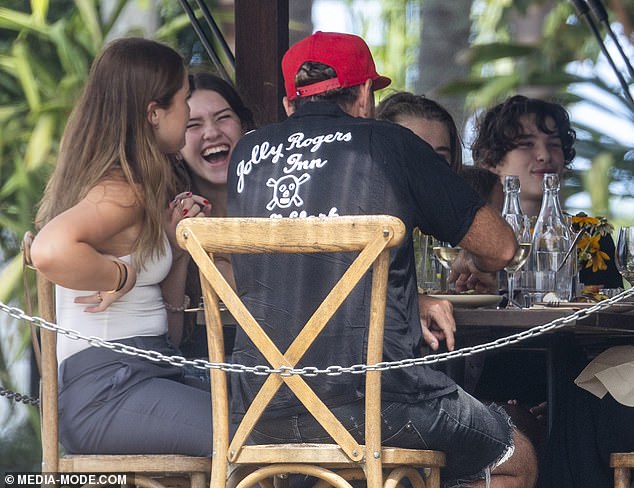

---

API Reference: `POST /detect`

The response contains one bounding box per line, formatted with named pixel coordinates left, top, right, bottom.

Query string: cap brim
left=373, top=75, right=391, bottom=91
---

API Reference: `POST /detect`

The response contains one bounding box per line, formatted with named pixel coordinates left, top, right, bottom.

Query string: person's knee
left=508, top=429, right=538, bottom=487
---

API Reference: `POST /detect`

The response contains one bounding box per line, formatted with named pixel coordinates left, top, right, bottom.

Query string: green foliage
left=450, top=0, right=634, bottom=221
left=0, top=0, right=213, bottom=463
left=0, top=414, right=41, bottom=471
left=0, top=0, right=114, bottom=465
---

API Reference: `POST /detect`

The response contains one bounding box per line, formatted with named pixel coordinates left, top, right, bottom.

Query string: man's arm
left=459, top=205, right=517, bottom=270
left=449, top=205, right=517, bottom=292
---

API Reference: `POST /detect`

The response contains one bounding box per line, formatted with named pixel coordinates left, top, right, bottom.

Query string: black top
left=578, top=235, right=624, bottom=289
left=226, top=102, right=485, bottom=419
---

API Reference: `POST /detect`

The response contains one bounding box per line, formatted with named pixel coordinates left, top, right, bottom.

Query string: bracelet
left=164, top=294, right=191, bottom=313
left=104, top=261, right=123, bottom=293
left=105, top=261, right=129, bottom=294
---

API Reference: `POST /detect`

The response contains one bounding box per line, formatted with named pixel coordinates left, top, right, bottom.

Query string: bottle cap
left=542, top=173, right=560, bottom=191
left=503, top=175, right=521, bottom=193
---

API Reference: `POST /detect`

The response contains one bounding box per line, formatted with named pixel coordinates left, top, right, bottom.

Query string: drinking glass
left=432, top=239, right=460, bottom=291
left=504, top=215, right=532, bottom=307
left=432, top=241, right=460, bottom=270
left=414, top=229, right=441, bottom=293
left=615, top=226, right=634, bottom=285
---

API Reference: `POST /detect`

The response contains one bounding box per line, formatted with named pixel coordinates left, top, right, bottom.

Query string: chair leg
left=383, top=467, right=427, bottom=488
left=614, top=467, right=631, bottom=488
left=425, top=467, right=440, bottom=488
left=129, top=476, right=170, bottom=488
left=190, top=472, right=206, bottom=488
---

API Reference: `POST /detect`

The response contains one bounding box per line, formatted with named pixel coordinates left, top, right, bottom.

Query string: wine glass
left=414, top=229, right=441, bottom=293
left=432, top=239, right=460, bottom=291
left=504, top=215, right=532, bottom=307
left=615, top=226, right=634, bottom=285
left=432, top=241, right=460, bottom=270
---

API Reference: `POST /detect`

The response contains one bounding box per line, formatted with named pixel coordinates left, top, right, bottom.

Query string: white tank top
left=56, top=242, right=172, bottom=362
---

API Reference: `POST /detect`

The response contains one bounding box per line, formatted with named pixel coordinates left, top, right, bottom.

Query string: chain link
left=2, top=287, right=633, bottom=379
left=0, top=385, right=40, bottom=406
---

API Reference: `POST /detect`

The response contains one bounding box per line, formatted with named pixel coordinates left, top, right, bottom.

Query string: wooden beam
left=235, top=0, right=289, bottom=125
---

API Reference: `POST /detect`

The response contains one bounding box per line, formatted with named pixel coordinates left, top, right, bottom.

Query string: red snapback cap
left=282, top=31, right=391, bottom=101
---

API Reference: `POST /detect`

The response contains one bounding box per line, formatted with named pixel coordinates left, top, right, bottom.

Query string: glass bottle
left=531, top=173, right=574, bottom=301
left=501, top=175, right=524, bottom=233
left=501, top=176, right=531, bottom=305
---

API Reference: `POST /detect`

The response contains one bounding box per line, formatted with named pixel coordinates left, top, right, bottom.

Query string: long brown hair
left=376, top=91, right=464, bottom=175
left=36, top=37, right=186, bottom=265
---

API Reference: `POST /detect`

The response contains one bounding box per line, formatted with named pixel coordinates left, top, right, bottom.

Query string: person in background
left=172, top=72, right=256, bottom=358
left=460, top=165, right=504, bottom=209
left=30, top=38, right=212, bottom=455
left=227, top=31, right=536, bottom=487
left=376, top=91, right=463, bottom=174
left=466, top=95, right=576, bottom=411
left=472, top=95, right=574, bottom=217
left=536, top=344, right=634, bottom=488
left=375, top=92, right=497, bottom=294
left=469, top=95, right=627, bottom=473
left=376, top=91, right=466, bottom=347
left=473, top=94, right=623, bottom=290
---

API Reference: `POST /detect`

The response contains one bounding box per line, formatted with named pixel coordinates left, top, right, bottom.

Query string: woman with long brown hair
left=31, top=37, right=212, bottom=455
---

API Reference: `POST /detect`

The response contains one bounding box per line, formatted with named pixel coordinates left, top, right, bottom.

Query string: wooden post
left=235, top=0, right=289, bottom=125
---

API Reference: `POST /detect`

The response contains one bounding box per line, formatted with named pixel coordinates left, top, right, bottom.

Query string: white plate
left=428, top=294, right=502, bottom=308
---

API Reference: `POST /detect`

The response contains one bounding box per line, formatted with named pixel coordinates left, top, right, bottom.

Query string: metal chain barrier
left=1, top=286, right=633, bottom=379
left=0, top=385, right=39, bottom=406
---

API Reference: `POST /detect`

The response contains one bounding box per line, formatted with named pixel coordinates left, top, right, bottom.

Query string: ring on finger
left=97, top=291, right=103, bottom=302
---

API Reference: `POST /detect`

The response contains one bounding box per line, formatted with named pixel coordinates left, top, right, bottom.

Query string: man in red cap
left=226, top=31, right=537, bottom=487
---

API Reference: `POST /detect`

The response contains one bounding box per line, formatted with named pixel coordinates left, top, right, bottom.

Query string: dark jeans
left=251, top=386, right=514, bottom=484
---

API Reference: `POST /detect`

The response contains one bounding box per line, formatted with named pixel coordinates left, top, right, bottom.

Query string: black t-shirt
left=226, top=102, right=485, bottom=419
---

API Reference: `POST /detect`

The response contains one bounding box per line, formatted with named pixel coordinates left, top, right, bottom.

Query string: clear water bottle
left=531, top=173, right=574, bottom=301
left=501, top=176, right=532, bottom=304
left=501, top=175, right=524, bottom=233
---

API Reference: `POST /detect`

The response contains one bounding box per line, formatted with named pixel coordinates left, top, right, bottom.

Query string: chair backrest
left=22, top=231, right=60, bottom=473
left=176, top=215, right=406, bottom=486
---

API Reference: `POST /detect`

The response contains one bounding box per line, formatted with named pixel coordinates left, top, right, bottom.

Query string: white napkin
left=574, top=345, right=634, bottom=407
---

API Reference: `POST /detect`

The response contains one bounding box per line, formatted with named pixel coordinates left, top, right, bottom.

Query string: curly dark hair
left=471, top=95, right=576, bottom=168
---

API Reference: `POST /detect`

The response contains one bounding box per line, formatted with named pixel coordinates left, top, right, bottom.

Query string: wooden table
left=450, top=301, right=634, bottom=433
left=453, top=302, right=634, bottom=334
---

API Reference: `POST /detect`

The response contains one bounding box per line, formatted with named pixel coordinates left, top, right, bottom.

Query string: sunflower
left=573, top=212, right=614, bottom=272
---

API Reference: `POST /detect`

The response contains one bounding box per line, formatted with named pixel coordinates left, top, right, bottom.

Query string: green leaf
left=0, top=104, right=23, bottom=123
left=0, top=255, right=24, bottom=303
left=49, top=20, right=90, bottom=78
left=31, top=0, right=50, bottom=24
left=583, top=153, right=613, bottom=217
left=12, top=41, right=41, bottom=111
left=462, top=42, right=537, bottom=64
left=75, top=0, right=103, bottom=51
left=0, top=7, right=49, bottom=34
left=24, top=113, right=55, bottom=171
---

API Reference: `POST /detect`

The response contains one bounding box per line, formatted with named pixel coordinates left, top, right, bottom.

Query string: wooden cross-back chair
left=176, top=216, right=446, bottom=488
left=611, top=452, right=634, bottom=488
left=21, top=232, right=211, bottom=488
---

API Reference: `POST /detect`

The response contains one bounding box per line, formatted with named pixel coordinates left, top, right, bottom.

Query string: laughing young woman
left=172, top=72, right=256, bottom=358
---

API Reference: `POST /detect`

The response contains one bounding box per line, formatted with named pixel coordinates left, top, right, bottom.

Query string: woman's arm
left=161, top=192, right=211, bottom=346
left=31, top=180, right=141, bottom=292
